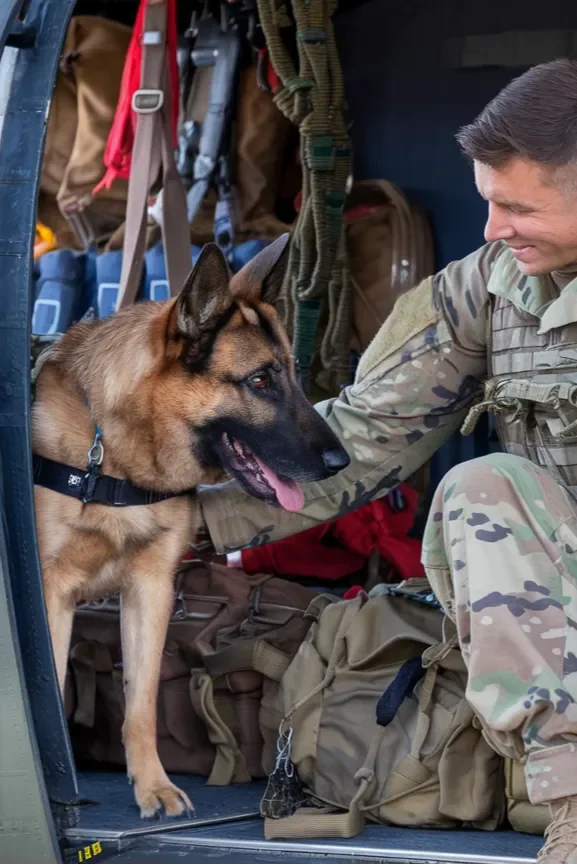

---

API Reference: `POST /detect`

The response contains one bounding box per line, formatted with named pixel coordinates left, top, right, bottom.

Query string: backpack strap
left=194, top=594, right=337, bottom=787
left=118, top=0, right=190, bottom=308
left=199, top=593, right=339, bottom=683
left=201, top=639, right=293, bottom=683
left=376, top=656, right=425, bottom=726
left=264, top=791, right=367, bottom=840
left=189, top=671, right=252, bottom=786
left=69, top=641, right=115, bottom=728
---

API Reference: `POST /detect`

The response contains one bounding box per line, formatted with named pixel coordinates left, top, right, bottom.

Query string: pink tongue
left=254, top=456, right=305, bottom=512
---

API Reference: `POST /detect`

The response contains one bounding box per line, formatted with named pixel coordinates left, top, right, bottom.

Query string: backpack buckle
left=132, top=89, right=164, bottom=114
left=248, top=584, right=262, bottom=622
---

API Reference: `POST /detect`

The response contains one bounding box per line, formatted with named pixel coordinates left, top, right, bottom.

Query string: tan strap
left=304, top=593, right=339, bottom=622
left=117, top=0, right=189, bottom=309
left=285, top=595, right=363, bottom=722
left=350, top=273, right=383, bottom=335
left=264, top=801, right=365, bottom=840
left=379, top=180, right=415, bottom=294
left=202, top=639, right=292, bottom=683
left=263, top=731, right=381, bottom=839
left=69, top=647, right=97, bottom=728
left=69, top=641, right=114, bottom=728
left=61, top=208, right=97, bottom=251
left=409, top=664, right=437, bottom=759
left=189, top=672, right=251, bottom=786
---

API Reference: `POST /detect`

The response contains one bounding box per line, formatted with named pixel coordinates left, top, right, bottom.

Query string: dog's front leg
left=121, top=551, right=193, bottom=819
left=43, top=572, right=77, bottom=694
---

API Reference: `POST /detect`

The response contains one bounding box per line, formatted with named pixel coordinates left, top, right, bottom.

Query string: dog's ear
left=168, top=244, right=233, bottom=363
left=230, top=233, right=291, bottom=306
left=175, top=243, right=233, bottom=334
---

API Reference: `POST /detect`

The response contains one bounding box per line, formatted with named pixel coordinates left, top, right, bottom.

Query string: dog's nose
left=321, top=447, right=350, bottom=474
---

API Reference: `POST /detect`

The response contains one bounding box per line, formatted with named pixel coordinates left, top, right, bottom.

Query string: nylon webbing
left=190, top=673, right=251, bottom=786
left=117, top=0, right=190, bottom=309
left=201, top=639, right=293, bottom=682
left=256, top=0, right=352, bottom=391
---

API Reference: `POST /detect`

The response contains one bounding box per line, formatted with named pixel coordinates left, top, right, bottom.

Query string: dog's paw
left=135, top=778, right=194, bottom=820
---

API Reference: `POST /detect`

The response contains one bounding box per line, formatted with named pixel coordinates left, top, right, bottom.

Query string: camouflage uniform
left=199, top=239, right=577, bottom=806
left=423, top=452, right=577, bottom=805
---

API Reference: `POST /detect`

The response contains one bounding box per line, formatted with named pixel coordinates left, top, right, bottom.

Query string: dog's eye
left=248, top=373, right=271, bottom=390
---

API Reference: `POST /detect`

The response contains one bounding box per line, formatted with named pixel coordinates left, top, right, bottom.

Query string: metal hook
left=87, top=426, right=104, bottom=467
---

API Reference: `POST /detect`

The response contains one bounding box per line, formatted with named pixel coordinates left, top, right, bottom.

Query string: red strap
left=93, top=0, right=179, bottom=195
left=267, top=54, right=281, bottom=93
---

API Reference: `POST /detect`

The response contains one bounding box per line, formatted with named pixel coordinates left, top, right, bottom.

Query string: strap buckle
left=132, top=89, right=164, bottom=114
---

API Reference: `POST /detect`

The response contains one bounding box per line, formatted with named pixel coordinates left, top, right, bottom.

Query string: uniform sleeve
left=199, top=242, right=500, bottom=553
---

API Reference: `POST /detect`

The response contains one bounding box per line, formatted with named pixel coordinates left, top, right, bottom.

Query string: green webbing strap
left=293, top=299, right=322, bottom=391
left=256, top=0, right=352, bottom=392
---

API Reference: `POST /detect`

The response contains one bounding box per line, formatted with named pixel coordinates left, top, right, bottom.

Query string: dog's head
left=163, top=234, right=350, bottom=511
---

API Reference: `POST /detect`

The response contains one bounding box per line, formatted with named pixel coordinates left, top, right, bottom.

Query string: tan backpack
left=65, top=559, right=326, bottom=784
left=345, top=179, right=435, bottom=354
left=505, top=758, right=549, bottom=834
left=39, top=16, right=132, bottom=250
left=259, top=588, right=506, bottom=838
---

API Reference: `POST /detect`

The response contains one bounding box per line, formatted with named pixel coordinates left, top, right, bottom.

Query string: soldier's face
left=475, top=156, right=577, bottom=275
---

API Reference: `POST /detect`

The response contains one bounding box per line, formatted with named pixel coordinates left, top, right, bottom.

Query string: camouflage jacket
left=199, top=240, right=577, bottom=553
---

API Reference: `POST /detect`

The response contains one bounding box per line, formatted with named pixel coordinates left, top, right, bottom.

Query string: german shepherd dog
left=31, top=235, right=349, bottom=818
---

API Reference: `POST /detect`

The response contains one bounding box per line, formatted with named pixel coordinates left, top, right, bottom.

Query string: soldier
left=198, top=59, right=577, bottom=862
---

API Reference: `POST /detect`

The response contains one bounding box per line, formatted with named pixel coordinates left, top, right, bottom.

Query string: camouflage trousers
left=422, top=452, right=577, bottom=805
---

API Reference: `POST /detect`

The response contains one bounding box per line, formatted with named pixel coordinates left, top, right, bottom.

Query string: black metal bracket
left=6, top=20, right=37, bottom=48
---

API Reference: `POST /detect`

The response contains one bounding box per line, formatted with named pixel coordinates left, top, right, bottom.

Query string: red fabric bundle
left=239, top=483, right=425, bottom=582
left=93, top=0, right=179, bottom=194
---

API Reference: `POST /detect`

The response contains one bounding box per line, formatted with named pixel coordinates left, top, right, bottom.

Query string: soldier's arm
left=198, top=242, right=500, bottom=553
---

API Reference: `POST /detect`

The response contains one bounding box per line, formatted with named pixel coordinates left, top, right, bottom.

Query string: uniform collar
left=488, top=243, right=577, bottom=333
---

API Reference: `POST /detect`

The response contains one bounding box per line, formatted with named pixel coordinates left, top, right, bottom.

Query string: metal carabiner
left=87, top=426, right=104, bottom=468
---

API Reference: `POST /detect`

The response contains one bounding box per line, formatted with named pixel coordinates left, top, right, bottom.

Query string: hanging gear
left=94, top=0, right=192, bottom=309
left=185, top=5, right=243, bottom=257
left=168, top=0, right=295, bottom=255
left=39, top=16, right=132, bottom=252
left=256, top=0, right=352, bottom=392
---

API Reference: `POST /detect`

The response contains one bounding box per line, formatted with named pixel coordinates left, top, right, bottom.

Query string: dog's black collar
left=32, top=454, right=190, bottom=507
left=31, top=351, right=191, bottom=507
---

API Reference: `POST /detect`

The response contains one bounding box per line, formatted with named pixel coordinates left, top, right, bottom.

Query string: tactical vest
left=462, top=245, right=577, bottom=500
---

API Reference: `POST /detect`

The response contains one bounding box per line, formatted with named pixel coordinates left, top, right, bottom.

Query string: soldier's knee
left=436, top=453, right=533, bottom=501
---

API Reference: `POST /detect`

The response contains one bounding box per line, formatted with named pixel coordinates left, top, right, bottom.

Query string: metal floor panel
left=65, top=771, right=543, bottom=864
left=142, top=819, right=543, bottom=865
left=72, top=770, right=265, bottom=832
left=67, top=838, right=397, bottom=864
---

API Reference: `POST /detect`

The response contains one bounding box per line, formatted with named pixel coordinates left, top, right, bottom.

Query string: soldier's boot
left=537, top=797, right=577, bottom=863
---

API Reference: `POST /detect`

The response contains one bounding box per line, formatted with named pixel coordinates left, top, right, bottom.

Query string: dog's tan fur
left=31, top=236, right=334, bottom=818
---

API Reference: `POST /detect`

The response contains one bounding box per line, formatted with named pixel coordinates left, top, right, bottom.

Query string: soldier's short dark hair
left=457, top=59, right=577, bottom=169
